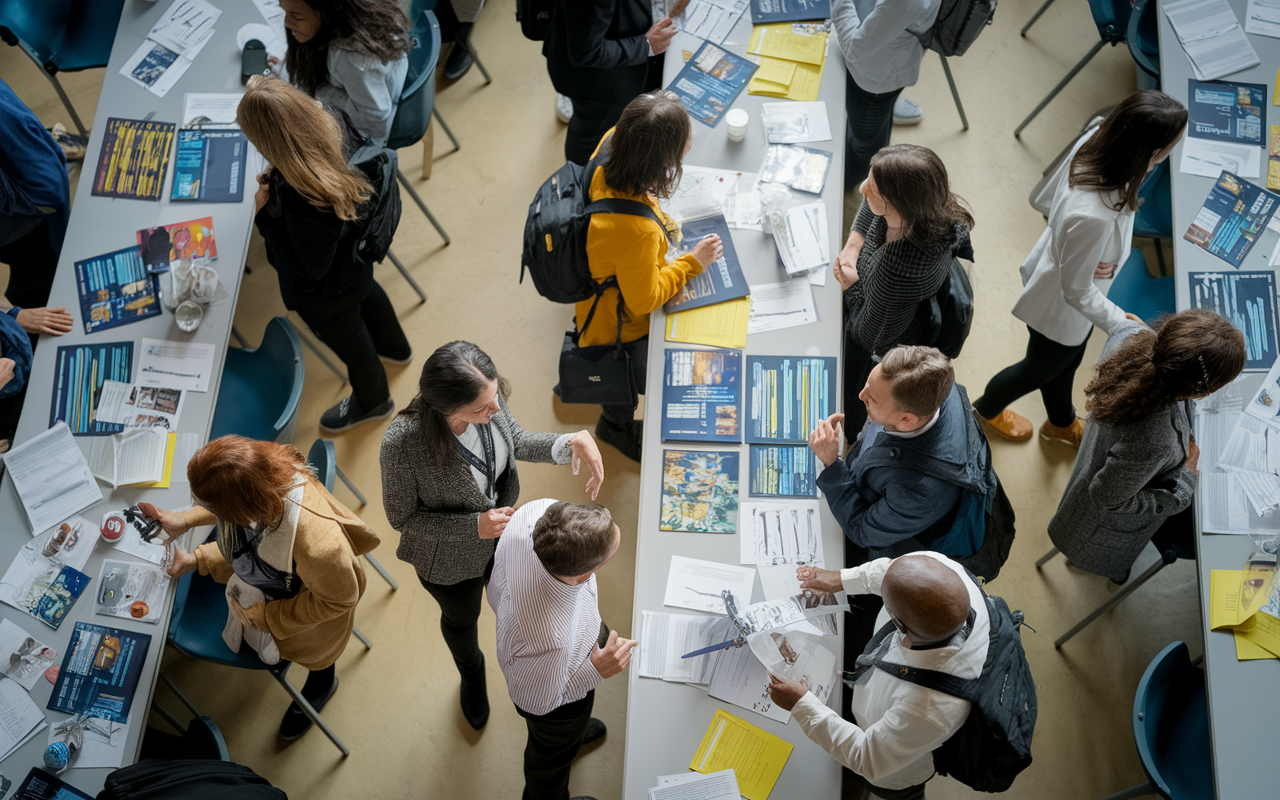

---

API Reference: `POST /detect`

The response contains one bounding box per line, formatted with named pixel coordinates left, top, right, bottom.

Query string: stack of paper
left=691, top=710, right=792, bottom=800
left=120, top=0, right=222, bottom=97
left=0, top=680, right=47, bottom=762
left=666, top=296, right=753, bottom=349
left=639, top=611, right=736, bottom=684
left=3, top=424, right=103, bottom=535
left=1194, top=366, right=1280, bottom=535
left=1208, top=568, right=1280, bottom=659
left=649, top=769, right=740, bottom=800
left=746, top=22, right=829, bottom=101
left=1164, top=0, right=1260, bottom=80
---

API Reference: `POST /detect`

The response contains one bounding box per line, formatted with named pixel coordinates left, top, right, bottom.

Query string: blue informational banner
left=750, top=0, right=831, bottom=23
left=666, top=41, right=758, bottom=127
left=171, top=128, right=248, bottom=203
left=1188, top=79, right=1267, bottom=146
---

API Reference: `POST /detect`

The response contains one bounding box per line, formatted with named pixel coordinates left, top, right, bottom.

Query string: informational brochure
left=760, top=100, right=832, bottom=143
left=666, top=41, right=758, bottom=127
left=136, top=338, right=217, bottom=392
left=1188, top=79, right=1267, bottom=146
left=777, top=202, right=829, bottom=276
left=749, top=444, right=818, bottom=497
left=745, top=355, right=836, bottom=443
left=638, top=611, right=735, bottom=683
left=137, top=216, right=217, bottom=273
left=666, top=296, right=752, bottom=350
left=0, top=618, right=58, bottom=691
left=94, top=560, right=169, bottom=625
left=74, top=247, right=162, bottom=334
left=746, top=279, right=819, bottom=334
left=1164, top=0, right=1260, bottom=81
left=660, top=449, right=741, bottom=533
left=690, top=710, right=792, bottom=800
left=739, top=500, right=823, bottom=567
left=1180, top=136, right=1261, bottom=179
left=664, top=215, right=751, bottom=313
left=709, top=631, right=836, bottom=723
left=661, top=0, right=750, bottom=44
left=1187, top=270, right=1278, bottom=371
left=661, top=349, right=743, bottom=443
left=649, top=769, right=740, bottom=800
left=758, top=144, right=832, bottom=194
left=119, top=0, right=221, bottom=98
left=90, top=118, right=176, bottom=201
left=0, top=684, right=49, bottom=763
left=663, top=556, right=756, bottom=615
left=181, top=92, right=243, bottom=126
left=171, top=128, right=249, bottom=202
left=3, top=427, right=103, bottom=534
left=50, top=342, right=135, bottom=436
left=750, top=0, right=830, bottom=24
left=12, top=769, right=94, bottom=800
left=88, top=428, right=175, bottom=489
left=48, top=622, right=153, bottom=723
left=1183, top=172, right=1280, bottom=269
left=94, top=381, right=186, bottom=431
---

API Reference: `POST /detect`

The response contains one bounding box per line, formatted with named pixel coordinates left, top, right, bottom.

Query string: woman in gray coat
left=1048, top=310, right=1244, bottom=583
left=380, top=341, right=604, bottom=730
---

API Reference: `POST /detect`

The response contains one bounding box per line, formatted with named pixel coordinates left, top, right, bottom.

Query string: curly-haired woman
left=1047, top=309, right=1244, bottom=583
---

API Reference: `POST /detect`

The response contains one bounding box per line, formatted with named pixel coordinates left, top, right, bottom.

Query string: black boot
left=596, top=415, right=641, bottom=462
left=443, top=22, right=474, bottom=81
left=459, top=654, right=490, bottom=730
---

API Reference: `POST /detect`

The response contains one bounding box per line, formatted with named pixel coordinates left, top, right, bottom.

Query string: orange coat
left=573, top=138, right=703, bottom=347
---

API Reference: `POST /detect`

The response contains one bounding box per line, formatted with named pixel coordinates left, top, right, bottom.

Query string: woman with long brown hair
left=239, top=75, right=412, bottom=432
left=1047, top=310, right=1244, bottom=582
left=139, top=436, right=379, bottom=741
left=278, top=0, right=410, bottom=147
left=833, top=143, right=974, bottom=438
left=973, top=90, right=1187, bottom=448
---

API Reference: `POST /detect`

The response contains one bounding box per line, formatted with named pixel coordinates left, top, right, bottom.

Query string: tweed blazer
left=1047, top=320, right=1195, bottom=582
left=380, top=395, right=560, bottom=585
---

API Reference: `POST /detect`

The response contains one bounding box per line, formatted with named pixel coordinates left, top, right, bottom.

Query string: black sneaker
left=596, top=415, right=641, bottom=462
left=459, top=655, right=489, bottom=730
left=320, top=395, right=395, bottom=433
left=279, top=676, right=339, bottom=741
left=443, top=43, right=474, bottom=81
left=378, top=346, right=414, bottom=366
left=581, top=717, right=606, bottom=748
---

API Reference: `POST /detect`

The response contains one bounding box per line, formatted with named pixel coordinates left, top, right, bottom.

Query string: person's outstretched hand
left=166, top=544, right=198, bottom=578
left=690, top=234, right=723, bottom=269
left=767, top=673, right=807, bottom=711
left=808, top=413, right=844, bottom=468
left=570, top=431, right=605, bottom=501
left=590, top=630, right=638, bottom=678
left=797, top=565, right=842, bottom=595
left=646, top=16, right=678, bottom=54
left=136, top=503, right=190, bottom=541
left=479, top=507, right=514, bottom=539
left=15, top=307, right=73, bottom=336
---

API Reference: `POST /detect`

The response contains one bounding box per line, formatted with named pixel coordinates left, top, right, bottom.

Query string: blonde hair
left=237, top=75, right=371, bottom=221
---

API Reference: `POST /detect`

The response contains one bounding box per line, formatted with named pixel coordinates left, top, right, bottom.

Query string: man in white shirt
left=768, top=552, right=988, bottom=799
left=489, top=497, right=638, bottom=800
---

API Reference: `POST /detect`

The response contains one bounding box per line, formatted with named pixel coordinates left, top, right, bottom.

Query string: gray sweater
left=1047, top=320, right=1196, bottom=582
left=380, top=395, right=561, bottom=585
left=315, top=45, right=409, bottom=148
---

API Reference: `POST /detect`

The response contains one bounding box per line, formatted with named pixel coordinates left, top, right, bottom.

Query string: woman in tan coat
left=139, top=435, right=378, bottom=741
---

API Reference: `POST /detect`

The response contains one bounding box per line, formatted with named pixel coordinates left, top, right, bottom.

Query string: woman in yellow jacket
left=577, top=90, right=723, bottom=460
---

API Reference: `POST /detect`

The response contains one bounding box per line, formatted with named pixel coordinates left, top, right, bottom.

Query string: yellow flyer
left=690, top=709, right=792, bottom=800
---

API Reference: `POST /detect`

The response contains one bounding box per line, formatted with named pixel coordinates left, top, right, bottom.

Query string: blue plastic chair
left=1016, top=0, right=1134, bottom=136
left=1134, top=161, right=1173, bottom=272
left=0, top=0, right=126, bottom=136
left=1127, top=0, right=1160, bottom=87
left=307, top=439, right=399, bottom=590
left=1099, top=641, right=1212, bottom=800
left=146, top=676, right=231, bottom=761
left=210, top=317, right=303, bottom=444
left=1108, top=249, right=1175, bottom=326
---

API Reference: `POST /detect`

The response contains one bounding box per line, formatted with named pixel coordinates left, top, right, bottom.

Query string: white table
left=621, top=23, right=848, bottom=799
left=1158, top=1, right=1280, bottom=796
left=0, top=0, right=260, bottom=791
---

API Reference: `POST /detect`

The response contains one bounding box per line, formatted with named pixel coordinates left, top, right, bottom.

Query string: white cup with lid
left=725, top=108, right=749, bottom=142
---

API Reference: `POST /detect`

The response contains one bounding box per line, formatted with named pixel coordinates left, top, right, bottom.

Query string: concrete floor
left=0, top=1, right=1204, bottom=797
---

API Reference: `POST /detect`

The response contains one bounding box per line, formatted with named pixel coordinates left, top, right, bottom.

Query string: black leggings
left=301, top=663, right=336, bottom=699
left=845, top=77, right=904, bottom=188
left=294, top=280, right=410, bottom=411
left=972, top=326, right=1092, bottom=429
left=417, top=558, right=493, bottom=677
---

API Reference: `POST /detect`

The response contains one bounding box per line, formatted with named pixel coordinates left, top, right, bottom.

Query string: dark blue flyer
left=667, top=41, right=758, bottom=127
left=48, top=622, right=153, bottom=723
left=1188, top=270, right=1279, bottom=372
left=1183, top=171, right=1279, bottom=268
left=749, top=444, right=818, bottom=497
left=1188, top=79, right=1267, bottom=146
left=745, top=355, right=837, bottom=444
left=662, top=349, right=743, bottom=443
left=750, top=0, right=831, bottom=23
left=664, top=214, right=750, bottom=313
left=171, top=128, right=248, bottom=202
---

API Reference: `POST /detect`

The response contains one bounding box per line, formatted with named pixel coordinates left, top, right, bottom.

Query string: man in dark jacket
left=543, top=0, right=677, bottom=164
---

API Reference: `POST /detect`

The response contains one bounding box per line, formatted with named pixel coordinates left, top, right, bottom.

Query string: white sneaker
left=893, top=97, right=923, bottom=125
left=556, top=94, right=574, bottom=124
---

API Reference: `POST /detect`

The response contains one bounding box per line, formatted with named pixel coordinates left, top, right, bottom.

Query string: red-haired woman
left=139, top=435, right=379, bottom=742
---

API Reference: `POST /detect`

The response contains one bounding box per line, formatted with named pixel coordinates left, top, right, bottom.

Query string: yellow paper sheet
left=781, top=60, right=824, bottom=101
left=133, top=433, right=177, bottom=489
left=753, top=57, right=796, bottom=87
left=690, top=709, right=792, bottom=800
left=1235, top=628, right=1277, bottom=660
left=1236, top=611, right=1280, bottom=657
left=665, top=296, right=751, bottom=350
left=748, top=25, right=827, bottom=65
left=1209, top=570, right=1255, bottom=630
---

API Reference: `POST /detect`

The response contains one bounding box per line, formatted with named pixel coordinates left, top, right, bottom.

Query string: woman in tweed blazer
left=834, top=144, right=974, bottom=440
left=1048, top=312, right=1243, bottom=583
left=380, top=341, right=604, bottom=730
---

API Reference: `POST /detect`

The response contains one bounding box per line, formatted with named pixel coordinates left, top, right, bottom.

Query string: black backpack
left=915, top=0, right=998, bottom=57
left=516, top=0, right=555, bottom=40
left=845, top=579, right=1037, bottom=793
left=352, top=148, right=402, bottom=269
left=926, top=258, right=974, bottom=359
left=520, top=146, right=661, bottom=304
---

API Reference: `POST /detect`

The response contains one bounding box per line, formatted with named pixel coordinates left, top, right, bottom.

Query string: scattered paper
left=47, top=716, right=129, bottom=769
left=1201, top=472, right=1280, bottom=534
left=738, top=501, right=823, bottom=566
left=182, top=92, right=243, bottom=126
left=95, top=560, right=169, bottom=624
left=3, top=424, right=103, bottom=535
left=779, top=202, right=828, bottom=275
left=761, top=101, right=832, bottom=143
left=666, top=296, right=752, bottom=349
left=0, top=619, right=58, bottom=691
left=0, top=680, right=47, bottom=762
left=94, top=381, right=186, bottom=431
left=746, top=279, right=818, bottom=333
left=666, top=0, right=750, bottom=44
left=639, top=611, right=735, bottom=684
left=137, top=338, right=217, bottom=392
left=119, top=0, right=221, bottom=98
left=1245, top=0, right=1280, bottom=37
left=1179, top=137, right=1262, bottom=178
left=690, top=709, right=792, bottom=800
left=664, top=556, right=756, bottom=615
left=1165, top=0, right=1261, bottom=80
left=89, top=428, right=172, bottom=489
left=649, top=769, right=740, bottom=800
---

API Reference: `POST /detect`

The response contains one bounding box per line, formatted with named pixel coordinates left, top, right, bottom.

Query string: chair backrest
left=1127, top=0, right=1159, bottom=80
left=1087, top=0, right=1132, bottom=42
left=307, top=439, right=337, bottom=493
left=0, top=0, right=71, bottom=63
left=1133, top=160, right=1172, bottom=239
left=0, top=0, right=123, bottom=71
left=1132, top=641, right=1212, bottom=798
left=185, top=715, right=231, bottom=761
left=257, top=317, right=305, bottom=438
left=386, top=9, right=441, bottom=150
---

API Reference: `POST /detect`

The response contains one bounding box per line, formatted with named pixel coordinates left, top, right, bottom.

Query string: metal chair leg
left=231, top=326, right=248, bottom=347
left=352, top=626, right=372, bottom=649
left=1152, top=238, right=1167, bottom=274
left=365, top=553, right=400, bottom=590
left=385, top=249, right=428, bottom=303
left=1021, top=0, right=1059, bottom=36
left=432, top=108, right=461, bottom=155
left=151, top=701, right=186, bottom=734
left=161, top=671, right=205, bottom=718
left=336, top=466, right=368, bottom=506
left=1054, top=557, right=1169, bottom=648
left=272, top=665, right=349, bottom=756
left=939, top=55, right=968, bottom=131
left=396, top=169, right=452, bottom=244
left=459, top=38, right=492, bottom=85
left=1015, top=40, right=1109, bottom=137
left=1036, top=546, right=1061, bottom=569
left=294, top=325, right=349, bottom=384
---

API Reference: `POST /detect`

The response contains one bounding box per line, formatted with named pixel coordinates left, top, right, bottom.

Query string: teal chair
left=1108, top=249, right=1174, bottom=326
left=1100, top=641, right=1212, bottom=800
left=1127, top=0, right=1160, bottom=88
left=146, top=677, right=231, bottom=761
left=210, top=317, right=303, bottom=444
left=1134, top=162, right=1173, bottom=272
left=389, top=7, right=452, bottom=245
left=308, top=439, right=399, bottom=591
left=0, top=0, right=126, bottom=136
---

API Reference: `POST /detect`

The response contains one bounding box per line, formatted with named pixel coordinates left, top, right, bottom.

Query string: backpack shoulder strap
left=585, top=197, right=664, bottom=228
left=871, top=658, right=978, bottom=701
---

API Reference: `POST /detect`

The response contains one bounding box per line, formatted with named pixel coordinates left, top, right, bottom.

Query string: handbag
left=554, top=285, right=647, bottom=406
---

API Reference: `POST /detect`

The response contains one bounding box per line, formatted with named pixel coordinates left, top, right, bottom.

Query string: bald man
left=767, top=552, right=989, bottom=800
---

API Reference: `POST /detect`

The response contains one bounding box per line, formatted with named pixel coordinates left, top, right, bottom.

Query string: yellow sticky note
left=1209, top=569, right=1255, bottom=630
left=665, top=296, right=751, bottom=350
left=1235, top=628, right=1277, bottom=660
left=753, top=57, right=796, bottom=87
left=135, top=433, right=178, bottom=489
left=691, top=709, right=793, bottom=800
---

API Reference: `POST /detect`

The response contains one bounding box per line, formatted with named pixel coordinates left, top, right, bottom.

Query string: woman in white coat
left=972, top=90, right=1186, bottom=447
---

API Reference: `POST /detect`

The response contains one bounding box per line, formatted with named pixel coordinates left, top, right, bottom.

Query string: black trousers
left=972, top=325, right=1091, bottom=429
left=515, top=690, right=595, bottom=800
left=562, top=57, right=663, bottom=165
left=293, top=280, right=410, bottom=411
left=844, top=77, right=903, bottom=189
left=842, top=342, right=876, bottom=444
left=599, top=335, right=650, bottom=427
left=417, top=558, right=493, bottom=677
left=0, top=217, right=57, bottom=310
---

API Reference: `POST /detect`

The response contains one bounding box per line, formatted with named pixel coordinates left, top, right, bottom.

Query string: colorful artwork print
left=660, top=449, right=741, bottom=533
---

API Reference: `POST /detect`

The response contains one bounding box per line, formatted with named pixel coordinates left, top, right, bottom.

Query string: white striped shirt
left=488, top=498, right=603, bottom=716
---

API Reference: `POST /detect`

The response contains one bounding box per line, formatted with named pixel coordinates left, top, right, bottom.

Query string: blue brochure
left=74, top=246, right=162, bottom=334
left=49, top=622, right=153, bottom=723
left=749, top=444, right=817, bottom=497
left=750, top=0, right=830, bottom=23
left=667, top=41, right=757, bottom=127
left=1184, top=172, right=1279, bottom=269
left=1188, top=270, right=1279, bottom=372
left=171, top=128, right=248, bottom=202
left=664, top=214, right=750, bottom=313
left=50, top=341, right=133, bottom=436
left=662, top=349, right=743, bottom=443
left=1188, top=79, right=1266, bottom=146
left=745, top=355, right=837, bottom=444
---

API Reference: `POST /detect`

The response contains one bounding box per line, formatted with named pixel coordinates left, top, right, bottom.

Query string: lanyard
left=455, top=423, right=498, bottom=500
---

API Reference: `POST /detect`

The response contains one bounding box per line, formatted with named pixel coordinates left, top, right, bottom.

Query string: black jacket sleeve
left=254, top=181, right=343, bottom=282
left=564, top=0, right=650, bottom=70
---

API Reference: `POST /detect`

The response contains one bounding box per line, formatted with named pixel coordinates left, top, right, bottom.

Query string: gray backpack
left=916, top=0, right=997, bottom=57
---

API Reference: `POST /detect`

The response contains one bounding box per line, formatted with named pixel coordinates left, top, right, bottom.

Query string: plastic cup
left=726, top=109, right=749, bottom=142
left=175, top=300, right=203, bottom=333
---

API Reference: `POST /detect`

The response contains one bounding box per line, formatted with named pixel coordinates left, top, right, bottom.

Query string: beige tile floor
left=0, top=2, right=1206, bottom=797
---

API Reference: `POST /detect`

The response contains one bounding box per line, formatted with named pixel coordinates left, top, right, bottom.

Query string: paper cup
left=726, top=109, right=749, bottom=142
